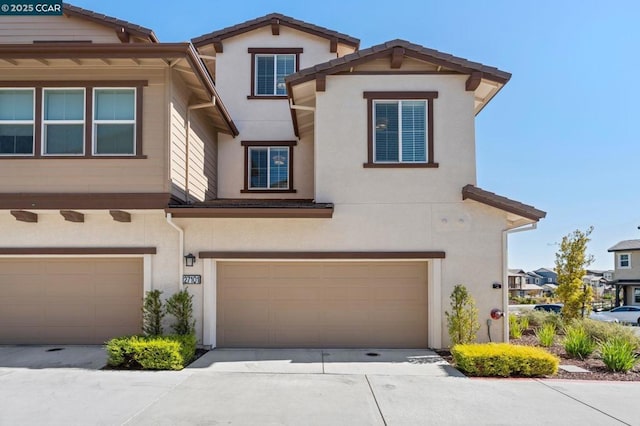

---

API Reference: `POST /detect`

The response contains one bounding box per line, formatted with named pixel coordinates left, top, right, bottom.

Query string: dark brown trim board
left=166, top=207, right=333, bottom=219
left=248, top=48, right=302, bottom=98
left=363, top=91, right=438, bottom=167
left=199, top=251, right=446, bottom=259
left=241, top=141, right=297, bottom=193
left=462, top=184, right=546, bottom=221
left=0, top=247, right=157, bottom=255
left=0, top=193, right=172, bottom=210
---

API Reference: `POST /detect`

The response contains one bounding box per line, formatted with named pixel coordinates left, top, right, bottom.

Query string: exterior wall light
left=184, top=253, right=196, bottom=267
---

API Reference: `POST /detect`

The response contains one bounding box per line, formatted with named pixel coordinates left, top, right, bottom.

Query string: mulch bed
left=436, top=330, right=640, bottom=381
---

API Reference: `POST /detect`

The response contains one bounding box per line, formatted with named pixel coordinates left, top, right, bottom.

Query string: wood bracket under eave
left=116, top=27, right=130, bottom=43
left=271, top=18, right=280, bottom=35
left=330, top=38, right=338, bottom=53
left=390, top=47, right=405, bottom=69
left=316, top=74, right=326, bottom=92
left=109, top=210, right=131, bottom=223
left=10, top=210, right=37, bottom=223
left=465, top=71, right=482, bottom=91
left=213, top=40, right=223, bottom=53
left=60, top=210, right=84, bottom=223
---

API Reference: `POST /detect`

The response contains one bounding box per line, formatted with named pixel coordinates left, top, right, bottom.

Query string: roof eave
left=462, top=184, right=546, bottom=222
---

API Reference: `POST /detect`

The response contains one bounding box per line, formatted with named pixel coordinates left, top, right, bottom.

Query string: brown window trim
left=248, top=48, right=302, bottom=99
left=241, top=140, right=297, bottom=193
left=0, top=80, right=147, bottom=159
left=363, top=91, right=438, bottom=168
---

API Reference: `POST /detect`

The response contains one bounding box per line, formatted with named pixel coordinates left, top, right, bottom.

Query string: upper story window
left=248, top=48, right=302, bottom=99
left=0, top=81, right=146, bottom=159
left=94, top=88, right=136, bottom=155
left=363, top=91, right=438, bottom=168
left=241, top=141, right=296, bottom=193
left=0, top=89, right=34, bottom=155
left=43, top=88, right=85, bottom=155
left=618, top=253, right=631, bottom=269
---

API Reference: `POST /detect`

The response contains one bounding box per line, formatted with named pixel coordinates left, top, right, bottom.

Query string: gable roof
left=192, top=13, right=359, bottom=50
left=608, top=239, right=640, bottom=252
left=286, top=39, right=511, bottom=87
left=63, top=3, right=158, bottom=43
left=462, top=185, right=546, bottom=222
left=535, top=268, right=556, bottom=274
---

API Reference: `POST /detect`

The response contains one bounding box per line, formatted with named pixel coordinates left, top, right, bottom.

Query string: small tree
left=142, top=289, right=165, bottom=336
left=166, top=288, right=195, bottom=335
left=555, top=227, right=594, bottom=320
left=445, top=284, right=480, bottom=345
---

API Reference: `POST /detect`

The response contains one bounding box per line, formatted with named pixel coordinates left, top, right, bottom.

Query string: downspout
left=166, top=212, right=184, bottom=290
left=501, top=222, right=537, bottom=342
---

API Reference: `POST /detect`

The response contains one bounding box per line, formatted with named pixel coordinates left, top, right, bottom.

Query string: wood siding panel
left=170, top=73, right=217, bottom=202
left=0, top=15, right=121, bottom=43
left=0, top=68, right=167, bottom=194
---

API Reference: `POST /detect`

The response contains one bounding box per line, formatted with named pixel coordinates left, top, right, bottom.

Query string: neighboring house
left=541, top=283, right=557, bottom=297
left=525, top=271, right=544, bottom=285
left=509, top=269, right=542, bottom=298
left=0, top=5, right=545, bottom=349
left=534, top=267, right=558, bottom=285
left=608, top=240, right=640, bottom=306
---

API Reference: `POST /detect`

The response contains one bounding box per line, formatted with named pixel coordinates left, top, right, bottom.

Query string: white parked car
left=589, top=311, right=619, bottom=323
left=596, top=306, right=640, bottom=325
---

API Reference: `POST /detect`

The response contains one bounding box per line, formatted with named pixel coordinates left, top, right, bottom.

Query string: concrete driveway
left=0, top=346, right=638, bottom=425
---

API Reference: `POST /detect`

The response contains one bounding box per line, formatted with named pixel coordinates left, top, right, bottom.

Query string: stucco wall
left=613, top=250, right=640, bottom=281
left=214, top=26, right=337, bottom=199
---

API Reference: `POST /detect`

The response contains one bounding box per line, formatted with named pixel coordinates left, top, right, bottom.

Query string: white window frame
left=0, top=88, right=35, bottom=156
left=248, top=146, right=290, bottom=190
left=42, top=87, right=85, bottom=156
left=618, top=253, right=631, bottom=269
left=92, top=87, right=136, bottom=156
left=373, top=99, right=428, bottom=164
left=254, top=54, right=296, bottom=96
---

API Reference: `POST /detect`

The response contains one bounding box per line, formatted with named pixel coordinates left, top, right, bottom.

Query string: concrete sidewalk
left=0, top=347, right=637, bottom=425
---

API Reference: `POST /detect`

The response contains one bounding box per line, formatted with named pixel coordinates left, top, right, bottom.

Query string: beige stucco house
left=608, top=240, right=640, bottom=306
left=0, top=5, right=545, bottom=349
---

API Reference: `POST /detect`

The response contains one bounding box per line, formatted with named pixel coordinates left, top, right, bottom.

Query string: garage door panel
left=0, top=258, right=143, bottom=344
left=217, top=261, right=428, bottom=348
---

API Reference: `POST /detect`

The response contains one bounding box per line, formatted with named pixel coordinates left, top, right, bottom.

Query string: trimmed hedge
left=106, top=334, right=197, bottom=370
left=452, top=343, right=559, bottom=377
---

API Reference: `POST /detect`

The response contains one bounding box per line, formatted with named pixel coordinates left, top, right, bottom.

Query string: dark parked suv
left=533, top=304, right=563, bottom=314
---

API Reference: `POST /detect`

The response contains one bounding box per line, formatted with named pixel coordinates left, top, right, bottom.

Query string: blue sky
left=71, top=0, right=640, bottom=271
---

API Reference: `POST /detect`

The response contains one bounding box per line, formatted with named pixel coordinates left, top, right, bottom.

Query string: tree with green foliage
left=166, top=288, right=195, bottom=335
left=555, top=227, right=594, bottom=320
left=445, top=284, right=480, bottom=345
left=142, top=289, right=165, bottom=336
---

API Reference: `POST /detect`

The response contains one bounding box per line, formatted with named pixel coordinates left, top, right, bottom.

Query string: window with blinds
left=374, top=100, right=427, bottom=163
left=255, top=54, right=295, bottom=96
left=249, top=146, right=290, bottom=189
left=0, top=89, right=34, bottom=155
left=43, top=88, right=85, bottom=155
left=94, top=88, right=135, bottom=155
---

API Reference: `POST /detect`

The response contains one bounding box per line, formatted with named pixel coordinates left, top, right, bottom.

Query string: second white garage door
left=216, top=261, right=428, bottom=348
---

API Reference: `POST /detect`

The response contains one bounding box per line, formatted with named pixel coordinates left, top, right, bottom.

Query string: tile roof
left=192, top=13, right=359, bottom=48
left=462, top=185, right=546, bottom=221
left=286, top=39, right=511, bottom=86
left=608, top=239, right=640, bottom=252
left=63, top=3, right=158, bottom=42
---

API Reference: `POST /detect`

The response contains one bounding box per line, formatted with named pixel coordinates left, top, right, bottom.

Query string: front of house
left=0, top=5, right=545, bottom=349
left=608, top=240, right=640, bottom=306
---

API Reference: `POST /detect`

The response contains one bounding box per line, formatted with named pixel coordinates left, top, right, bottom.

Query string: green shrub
left=600, top=337, right=639, bottom=373
left=106, top=334, right=196, bottom=370
left=519, top=316, right=530, bottom=330
left=445, top=285, right=480, bottom=345
left=563, top=325, right=596, bottom=359
left=581, top=319, right=640, bottom=350
left=452, top=343, right=559, bottom=377
left=142, top=289, right=165, bottom=336
left=166, top=289, right=196, bottom=335
left=509, top=314, right=525, bottom=339
left=522, top=310, right=564, bottom=330
left=535, top=323, right=556, bottom=347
